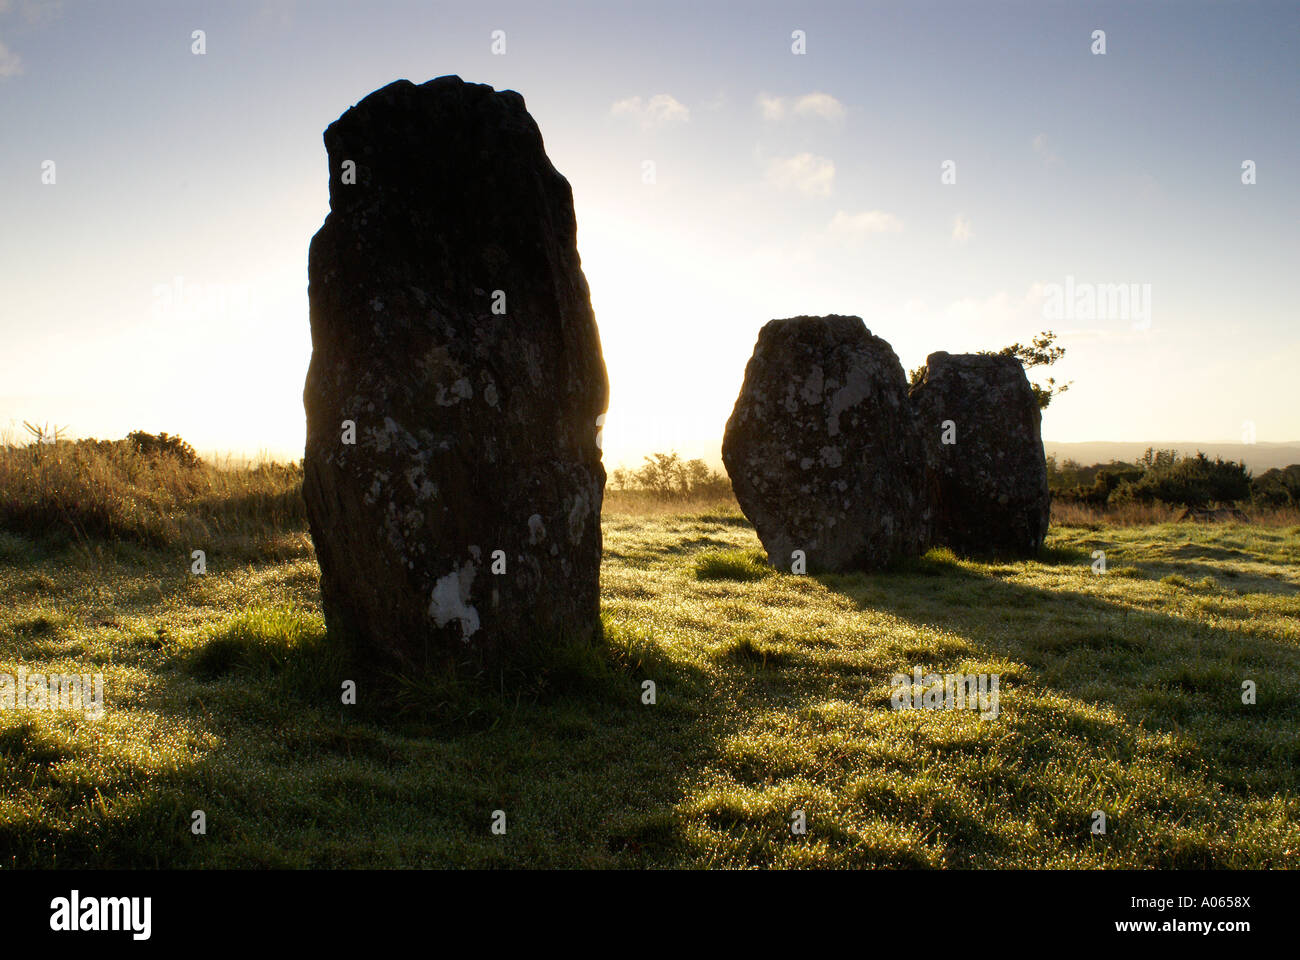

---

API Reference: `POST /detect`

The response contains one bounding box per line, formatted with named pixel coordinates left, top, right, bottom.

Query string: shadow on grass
left=815, top=562, right=1300, bottom=794
left=3, top=576, right=728, bottom=867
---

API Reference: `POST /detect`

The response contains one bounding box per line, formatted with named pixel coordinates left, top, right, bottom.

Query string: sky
left=1, top=0, right=1297, bottom=468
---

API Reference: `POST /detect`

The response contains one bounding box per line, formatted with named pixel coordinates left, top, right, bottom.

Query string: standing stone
left=304, top=77, right=608, bottom=674
left=909, top=351, right=1049, bottom=557
left=722, top=316, right=930, bottom=573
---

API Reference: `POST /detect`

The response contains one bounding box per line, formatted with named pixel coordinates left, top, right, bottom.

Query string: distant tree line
left=609, top=452, right=732, bottom=501
left=1049, top=447, right=1299, bottom=508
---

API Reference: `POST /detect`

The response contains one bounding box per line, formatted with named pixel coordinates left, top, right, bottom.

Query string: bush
left=1110, top=450, right=1251, bottom=508
left=125, top=431, right=202, bottom=467
left=1253, top=465, right=1300, bottom=507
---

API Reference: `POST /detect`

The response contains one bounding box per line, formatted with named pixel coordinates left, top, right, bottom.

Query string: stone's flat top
left=923, top=351, right=1024, bottom=374
left=320, top=74, right=564, bottom=220
left=332, top=75, right=530, bottom=128
left=754, top=315, right=873, bottom=345
left=762, top=314, right=866, bottom=331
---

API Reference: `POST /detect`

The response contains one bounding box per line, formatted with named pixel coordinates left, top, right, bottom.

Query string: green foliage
left=1111, top=450, right=1252, bottom=508
left=1053, top=449, right=1258, bottom=509
left=986, top=330, right=1072, bottom=410
left=1252, top=465, right=1300, bottom=507
left=1048, top=455, right=1144, bottom=505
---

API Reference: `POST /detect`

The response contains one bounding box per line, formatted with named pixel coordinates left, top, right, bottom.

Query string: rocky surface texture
left=910, top=351, right=1049, bottom=558
left=722, top=316, right=930, bottom=572
left=304, top=76, right=608, bottom=673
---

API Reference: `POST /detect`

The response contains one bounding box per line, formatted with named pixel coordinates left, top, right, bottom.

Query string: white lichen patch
left=429, top=561, right=480, bottom=639
left=800, top=365, right=824, bottom=404
left=436, top=378, right=474, bottom=406
left=373, top=417, right=404, bottom=454
left=567, top=491, right=590, bottom=543
left=404, top=466, right=437, bottom=501
left=827, top=365, right=872, bottom=437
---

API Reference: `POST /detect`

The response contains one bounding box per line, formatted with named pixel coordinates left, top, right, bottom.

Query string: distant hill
left=1044, top=441, right=1300, bottom=474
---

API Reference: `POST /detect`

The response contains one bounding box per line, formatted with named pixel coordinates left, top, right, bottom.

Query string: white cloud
left=794, top=92, right=845, bottom=120
left=1032, top=133, right=1060, bottom=165
left=829, top=209, right=903, bottom=234
left=765, top=153, right=835, bottom=196
left=952, top=214, right=973, bottom=243
left=0, top=38, right=22, bottom=78
left=757, top=94, right=785, bottom=121
left=610, top=94, right=689, bottom=129
left=756, top=91, right=845, bottom=122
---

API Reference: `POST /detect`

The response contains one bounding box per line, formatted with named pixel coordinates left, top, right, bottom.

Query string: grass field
left=2, top=466, right=1298, bottom=868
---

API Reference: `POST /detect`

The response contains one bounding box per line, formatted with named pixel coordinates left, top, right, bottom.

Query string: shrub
left=1111, top=450, right=1251, bottom=508
left=1253, top=465, right=1300, bottom=507
left=125, top=431, right=202, bottom=468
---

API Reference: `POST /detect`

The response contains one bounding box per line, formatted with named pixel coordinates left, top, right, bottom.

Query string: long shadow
left=650, top=550, right=1300, bottom=866
left=812, top=559, right=1300, bottom=792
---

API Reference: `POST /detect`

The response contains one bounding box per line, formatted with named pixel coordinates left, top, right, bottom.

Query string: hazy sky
left=2, top=0, right=1296, bottom=467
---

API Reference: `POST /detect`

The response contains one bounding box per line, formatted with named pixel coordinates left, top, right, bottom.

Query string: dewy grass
left=693, top=548, right=772, bottom=582
left=0, top=497, right=1298, bottom=867
left=185, top=607, right=327, bottom=680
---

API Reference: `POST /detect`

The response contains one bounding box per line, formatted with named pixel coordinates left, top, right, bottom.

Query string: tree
left=986, top=330, right=1072, bottom=410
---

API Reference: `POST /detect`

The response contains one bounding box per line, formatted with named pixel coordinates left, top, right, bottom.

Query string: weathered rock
left=722, top=316, right=930, bottom=572
left=303, top=76, right=608, bottom=673
left=909, top=351, right=1049, bottom=557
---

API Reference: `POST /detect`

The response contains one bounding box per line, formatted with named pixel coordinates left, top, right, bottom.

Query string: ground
left=1, top=510, right=1298, bottom=868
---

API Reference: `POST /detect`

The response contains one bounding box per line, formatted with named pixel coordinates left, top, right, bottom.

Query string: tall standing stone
left=722, top=316, right=930, bottom=572
left=304, top=77, right=608, bottom=673
left=909, top=351, right=1049, bottom=557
